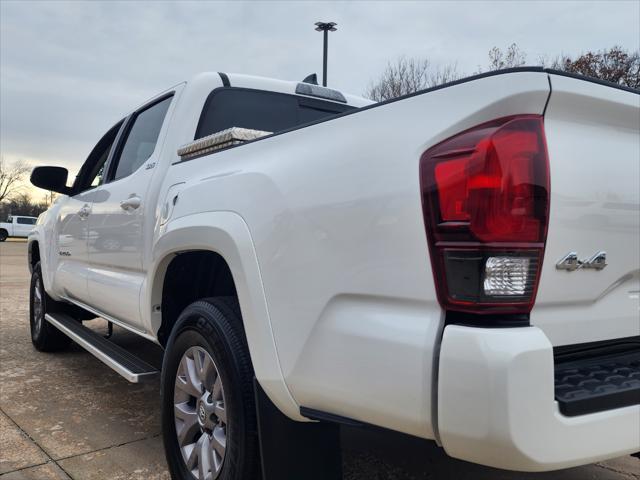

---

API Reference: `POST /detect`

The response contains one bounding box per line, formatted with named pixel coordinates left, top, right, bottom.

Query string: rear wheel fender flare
left=148, top=211, right=302, bottom=421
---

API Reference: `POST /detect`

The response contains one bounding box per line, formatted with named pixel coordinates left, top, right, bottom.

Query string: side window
left=73, top=120, right=124, bottom=194
left=195, top=88, right=354, bottom=139
left=110, top=96, right=172, bottom=181
left=16, top=217, right=36, bottom=225
left=90, top=164, right=106, bottom=188
left=86, top=148, right=110, bottom=188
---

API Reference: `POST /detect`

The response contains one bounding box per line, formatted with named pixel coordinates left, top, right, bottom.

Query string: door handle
left=78, top=204, right=91, bottom=219
left=120, top=195, right=141, bottom=211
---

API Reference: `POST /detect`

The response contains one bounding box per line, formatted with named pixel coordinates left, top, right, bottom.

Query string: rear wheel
left=161, top=298, right=260, bottom=480
left=29, top=262, right=72, bottom=351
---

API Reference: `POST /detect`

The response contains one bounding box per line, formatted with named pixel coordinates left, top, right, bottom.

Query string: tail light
left=420, top=115, right=549, bottom=315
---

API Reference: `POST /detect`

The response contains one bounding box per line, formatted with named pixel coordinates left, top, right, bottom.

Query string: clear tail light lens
left=420, top=115, right=549, bottom=314
left=483, top=256, right=532, bottom=296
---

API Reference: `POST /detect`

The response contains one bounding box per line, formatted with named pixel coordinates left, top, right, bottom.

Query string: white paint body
left=0, top=215, right=37, bottom=238
left=438, top=326, right=639, bottom=471
left=28, top=71, right=640, bottom=471
left=532, top=75, right=640, bottom=345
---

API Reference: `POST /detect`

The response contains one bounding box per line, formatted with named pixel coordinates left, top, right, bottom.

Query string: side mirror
left=30, top=166, right=72, bottom=195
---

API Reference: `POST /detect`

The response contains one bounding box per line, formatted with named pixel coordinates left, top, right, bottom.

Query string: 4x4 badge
left=556, top=251, right=607, bottom=271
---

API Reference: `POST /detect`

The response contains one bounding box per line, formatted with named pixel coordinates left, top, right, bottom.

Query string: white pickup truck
left=28, top=68, right=639, bottom=480
left=0, top=215, right=37, bottom=241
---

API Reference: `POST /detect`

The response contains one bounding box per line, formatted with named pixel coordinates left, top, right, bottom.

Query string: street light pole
left=322, top=29, right=328, bottom=86
left=314, top=22, right=337, bottom=87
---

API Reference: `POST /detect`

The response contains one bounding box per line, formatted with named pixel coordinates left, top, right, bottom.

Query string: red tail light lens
left=420, top=115, right=549, bottom=314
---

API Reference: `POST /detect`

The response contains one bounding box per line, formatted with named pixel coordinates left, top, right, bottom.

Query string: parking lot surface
left=1, top=240, right=638, bottom=479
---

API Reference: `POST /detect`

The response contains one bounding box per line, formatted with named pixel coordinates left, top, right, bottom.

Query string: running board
left=44, top=313, right=159, bottom=383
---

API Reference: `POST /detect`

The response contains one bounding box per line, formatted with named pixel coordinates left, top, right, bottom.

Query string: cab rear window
left=195, top=88, right=354, bottom=139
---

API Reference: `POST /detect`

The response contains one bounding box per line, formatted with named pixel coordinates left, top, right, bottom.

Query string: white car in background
left=0, top=215, right=37, bottom=241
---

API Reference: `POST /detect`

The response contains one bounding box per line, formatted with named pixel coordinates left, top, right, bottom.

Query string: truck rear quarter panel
left=162, top=71, right=551, bottom=439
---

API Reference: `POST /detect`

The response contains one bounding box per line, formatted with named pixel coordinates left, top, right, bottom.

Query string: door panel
left=15, top=218, right=36, bottom=236
left=87, top=94, right=173, bottom=328
left=53, top=195, right=92, bottom=300
left=87, top=167, right=152, bottom=324
left=14, top=223, right=27, bottom=236
left=51, top=120, right=124, bottom=304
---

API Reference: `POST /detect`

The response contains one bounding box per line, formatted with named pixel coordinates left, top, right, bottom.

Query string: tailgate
left=532, top=74, right=640, bottom=346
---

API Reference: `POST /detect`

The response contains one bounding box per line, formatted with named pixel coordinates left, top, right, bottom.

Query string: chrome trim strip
left=177, top=127, right=271, bottom=161
left=44, top=313, right=158, bottom=383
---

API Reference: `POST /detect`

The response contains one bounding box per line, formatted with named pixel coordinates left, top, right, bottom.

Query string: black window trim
left=104, top=92, right=175, bottom=184
left=194, top=86, right=355, bottom=141
left=72, top=118, right=126, bottom=196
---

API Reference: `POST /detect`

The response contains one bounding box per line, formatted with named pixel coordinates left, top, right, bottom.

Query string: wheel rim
left=32, top=278, right=44, bottom=337
left=174, top=345, right=227, bottom=480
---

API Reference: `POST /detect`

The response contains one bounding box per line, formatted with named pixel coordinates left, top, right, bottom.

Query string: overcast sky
left=1, top=0, right=639, bottom=198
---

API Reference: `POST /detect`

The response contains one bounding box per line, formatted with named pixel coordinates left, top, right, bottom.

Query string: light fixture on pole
left=314, top=22, right=337, bottom=87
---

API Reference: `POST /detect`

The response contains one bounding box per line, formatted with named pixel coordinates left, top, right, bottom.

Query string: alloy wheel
left=32, top=277, right=44, bottom=337
left=174, top=345, right=228, bottom=480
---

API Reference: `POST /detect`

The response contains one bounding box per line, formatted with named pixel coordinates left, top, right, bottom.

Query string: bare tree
left=547, top=46, right=640, bottom=89
left=365, top=56, right=461, bottom=101
left=10, top=192, right=34, bottom=213
left=487, top=43, right=527, bottom=71
left=366, top=44, right=638, bottom=104
left=0, top=157, right=30, bottom=203
left=43, top=191, right=58, bottom=207
left=0, top=191, right=49, bottom=219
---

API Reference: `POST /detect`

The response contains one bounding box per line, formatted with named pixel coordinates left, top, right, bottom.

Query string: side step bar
left=45, top=313, right=159, bottom=383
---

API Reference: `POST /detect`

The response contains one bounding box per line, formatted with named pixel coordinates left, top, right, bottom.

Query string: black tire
left=161, top=297, right=260, bottom=480
left=0, top=229, right=7, bottom=242
left=29, top=262, right=72, bottom=351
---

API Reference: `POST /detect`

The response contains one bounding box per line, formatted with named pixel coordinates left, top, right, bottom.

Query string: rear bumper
left=437, top=325, right=640, bottom=471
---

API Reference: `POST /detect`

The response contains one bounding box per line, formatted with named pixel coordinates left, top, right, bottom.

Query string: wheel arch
left=27, top=231, right=57, bottom=300
left=148, top=211, right=302, bottom=420
left=155, top=250, right=237, bottom=345
left=28, top=238, right=40, bottom=273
